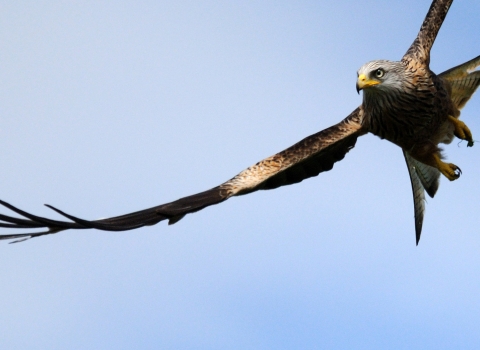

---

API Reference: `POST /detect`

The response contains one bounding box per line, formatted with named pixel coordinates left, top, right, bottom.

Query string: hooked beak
left=356, top=74, right=380, bottom=94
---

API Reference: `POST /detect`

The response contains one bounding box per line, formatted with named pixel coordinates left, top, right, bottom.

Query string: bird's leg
left=448, top=115, right=474, bottom=147
left=432, top=153, right=462, bottom=181
left=409, top=145, right=462, bottom=181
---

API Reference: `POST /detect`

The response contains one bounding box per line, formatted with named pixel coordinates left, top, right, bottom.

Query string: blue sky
left=1, top=1, right=479, bottom=349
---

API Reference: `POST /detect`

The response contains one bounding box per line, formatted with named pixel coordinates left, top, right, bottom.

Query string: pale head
left=356, top=60, right=407, bottom=95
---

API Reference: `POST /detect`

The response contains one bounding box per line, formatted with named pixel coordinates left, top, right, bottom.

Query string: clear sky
left=1, top=1, right=479, bottom=349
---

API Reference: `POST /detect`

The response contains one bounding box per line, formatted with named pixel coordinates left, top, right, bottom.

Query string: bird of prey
left=0, top=0, right=478, bottom=244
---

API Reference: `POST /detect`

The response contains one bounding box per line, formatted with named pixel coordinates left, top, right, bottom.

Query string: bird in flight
left=0, top=0, right=478, bottom=244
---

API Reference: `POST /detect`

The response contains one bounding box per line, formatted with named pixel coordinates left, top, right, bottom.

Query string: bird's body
left=355, top=26, right=479, bottom=242
left=0, top=0, right=478, bottom=244
left=360, top=60, right=454, bottom=150
left=358, top=58, right=465, bottom=181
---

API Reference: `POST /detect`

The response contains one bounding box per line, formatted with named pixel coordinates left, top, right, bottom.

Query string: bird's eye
left=375, top=69, right=385, bottom=78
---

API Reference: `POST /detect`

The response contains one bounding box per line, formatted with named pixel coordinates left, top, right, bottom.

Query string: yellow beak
left=356, top=74, right=380, bottom=93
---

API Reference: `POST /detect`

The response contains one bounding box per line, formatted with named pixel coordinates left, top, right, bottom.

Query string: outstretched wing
left=439, top=55, right=480, bottom=110
left=403, top=0, right=453, bottom=65
left=403, top=151, right=440, bottom=245
left=0, top=108, right=365, bottom=242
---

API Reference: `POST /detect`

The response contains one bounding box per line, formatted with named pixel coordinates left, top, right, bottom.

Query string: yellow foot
left=448, top=115, right=474, bottom=147
left=433, top=153, right=462, bottom=181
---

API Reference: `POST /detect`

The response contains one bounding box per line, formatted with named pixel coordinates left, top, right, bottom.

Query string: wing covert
left=222, top=108, right=365, bottom=195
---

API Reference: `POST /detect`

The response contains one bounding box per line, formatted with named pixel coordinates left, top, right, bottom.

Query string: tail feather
left=410, top=159, right=440, bottom=198
left=403, top=152, right=433, bottom=245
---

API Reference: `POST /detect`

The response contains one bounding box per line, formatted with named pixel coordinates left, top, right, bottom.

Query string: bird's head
left=356, top=60, right=405, bottom=95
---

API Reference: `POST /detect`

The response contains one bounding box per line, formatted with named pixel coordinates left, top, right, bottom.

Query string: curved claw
left=432, top=153, right=462, bottom=181
left=442, top=163, right=462, bottom=181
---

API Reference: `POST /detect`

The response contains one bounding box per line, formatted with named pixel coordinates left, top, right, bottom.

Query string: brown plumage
left=0, top=0, right=478, bottom=244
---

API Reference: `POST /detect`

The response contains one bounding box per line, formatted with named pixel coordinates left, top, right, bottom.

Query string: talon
left=433, top=153, right=462, bottom=181
left=441, top=163, right=462, bottom=181
left=448, top=116, right=474, bottom=147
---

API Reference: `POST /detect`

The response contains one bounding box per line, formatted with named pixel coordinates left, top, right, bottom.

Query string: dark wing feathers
left=403, top=0, right=453, bottom=64
left=0, top=109, right=365, bottom=242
